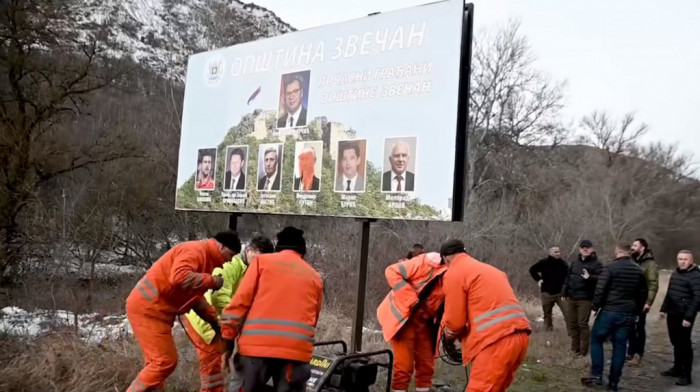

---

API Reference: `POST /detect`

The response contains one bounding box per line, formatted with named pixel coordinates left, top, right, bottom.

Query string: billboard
left=175, top=0, right=470, bottom=221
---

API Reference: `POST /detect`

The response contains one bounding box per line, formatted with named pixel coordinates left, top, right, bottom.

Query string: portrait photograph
left=381, top=136, right=417, bottom=193
left=223, top=145, right=248, bottom=191
left=276, top=70, right=311, bottom=129
left=334, top=139, right=367, bottom=193
left=257, top=143, right=284, bottom=192
left=194, top=148, right=217, bottom=191
left=293, top=140, right=323, bottom=193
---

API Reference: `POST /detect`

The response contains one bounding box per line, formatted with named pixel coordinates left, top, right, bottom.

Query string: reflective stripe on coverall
left=125, top=239, right=225, bottom=392
left=220, top=250, right=323, bottom=390
left=183, top=255, right=248, bottom=392
left=377, top=252, right=447, bottom=392
left=442, top=253, right=532, bottom=392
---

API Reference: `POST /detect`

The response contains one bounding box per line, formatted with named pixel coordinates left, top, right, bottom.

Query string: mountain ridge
left=68, top=0, right=295, bottom=81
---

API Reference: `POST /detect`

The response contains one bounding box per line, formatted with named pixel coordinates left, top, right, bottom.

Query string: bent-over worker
left=440, top=239, right=532, bottom=392
left=180, top=236, right=274, bottom=392
left=377, top=251, right=447, bottom=392
left=125, top=231, right=241, bottom=392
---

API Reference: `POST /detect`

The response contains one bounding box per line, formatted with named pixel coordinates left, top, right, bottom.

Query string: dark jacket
left=224, top=171, right=246, bottom=190
left=257, top=173, right=281, bottom=191
left=529, top=256, right=569, bottom=295
left=592, top=257, right=648, bottom=315
left=635, top=251, right=660, bottom=306
left=293, top=176, right=320, bottom=191
left=660, top=265, right=700, bottom=323
left=382, top=170, right=415, bottom=192
left=562, top=253, right=604, bottom=300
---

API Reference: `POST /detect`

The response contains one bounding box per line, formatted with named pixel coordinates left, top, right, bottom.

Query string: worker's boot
left=676, top=371, right=692, bottom=386
left=661, top=367, right=681, bottom=377
left=629, top=354, right=642, bottom=367
left=581, top=376, right=602, bottom=387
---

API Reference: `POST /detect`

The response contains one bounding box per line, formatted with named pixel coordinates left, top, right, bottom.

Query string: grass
left=0, top=300, right=576, bottom=392
left=0, top=272, right=678, bottom=391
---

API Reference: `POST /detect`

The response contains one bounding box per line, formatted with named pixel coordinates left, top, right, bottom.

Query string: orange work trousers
left=126, top=301, right=178, bottom=392
left=181, top=316, right=226, bottom=392
left=390, top=319, right=435, bottom=392
left=465, top=331, right=530, bottom=392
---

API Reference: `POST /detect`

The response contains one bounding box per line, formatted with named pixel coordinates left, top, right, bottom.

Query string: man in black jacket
left=562, top=240, right=604, bottom=356
left=581, top=243, right=647, bottom=391
left=659, top=250, right=700, bottom=386
left=529, top=246, right=570, bottom=331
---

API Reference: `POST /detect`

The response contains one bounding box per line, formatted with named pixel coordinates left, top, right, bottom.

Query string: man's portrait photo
left=194, top=148, right=217, bottom=191
left=277, top=70, right=310, bottom=129
left=334, top=139, right=367, bottom=193
left=293, top=141, right=323, bottom=192
left=381, top=137, right=417, bottom=193
left=223, top=145, right=248, bottom=191
left=257, top=143, right=283, bottom=192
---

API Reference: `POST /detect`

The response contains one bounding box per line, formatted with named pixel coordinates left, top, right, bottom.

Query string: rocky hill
left=68, top=0, right=295, bottom=81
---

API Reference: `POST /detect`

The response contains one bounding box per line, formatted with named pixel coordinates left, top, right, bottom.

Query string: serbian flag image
left=247, top=86, right=261, bottom=105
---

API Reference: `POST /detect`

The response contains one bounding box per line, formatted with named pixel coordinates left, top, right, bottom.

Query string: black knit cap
left=214, top=230, right=242, bottom=253
left=275, top=226, right=307, bottom=256
left=440, top=239, right=466, bottom=258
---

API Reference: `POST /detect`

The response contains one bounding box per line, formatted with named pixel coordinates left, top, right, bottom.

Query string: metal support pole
left=228, top=213, right=241, bottom=231
left=351, top=218, right=376, bottom=353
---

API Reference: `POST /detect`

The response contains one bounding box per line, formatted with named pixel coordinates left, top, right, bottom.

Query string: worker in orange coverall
left=440, top=239, right=532, bottom=392
left=220, top=226, right=323, bottom=392
left=377, top=251, right=448, bottom=392
left=124, top=231, right=242, bottom=392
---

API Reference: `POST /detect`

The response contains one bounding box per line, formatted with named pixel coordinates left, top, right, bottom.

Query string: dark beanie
left=214, top=230, right=242, bottom=253
left=440, top=239, right=466, bottom=257
left=275, top=226, right=307, bottom=256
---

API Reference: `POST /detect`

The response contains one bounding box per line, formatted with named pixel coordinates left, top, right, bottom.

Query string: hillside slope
left=69, top=0, right=295, bottom=80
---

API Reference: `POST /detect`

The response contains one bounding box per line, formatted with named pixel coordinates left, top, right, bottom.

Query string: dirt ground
left=434, top=269, right=700, bottom=392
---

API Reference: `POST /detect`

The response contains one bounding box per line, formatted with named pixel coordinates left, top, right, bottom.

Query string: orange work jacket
left=377, top=253, right=448, bottom=342
left=442, top=253, right=531, bottom=364
left=125, top=239, right=225, bottom=322
left=220, top=250, right=323, bottom=362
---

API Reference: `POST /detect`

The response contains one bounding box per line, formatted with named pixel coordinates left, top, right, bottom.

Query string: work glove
left=212, top=275, right=224, bottom=290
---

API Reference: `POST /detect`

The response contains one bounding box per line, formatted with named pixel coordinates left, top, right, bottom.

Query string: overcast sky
left=249, top=0, right=700, bottom=165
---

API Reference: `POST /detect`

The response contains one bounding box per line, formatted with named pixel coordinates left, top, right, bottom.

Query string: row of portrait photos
left=193, top=137, right=418, bottom=194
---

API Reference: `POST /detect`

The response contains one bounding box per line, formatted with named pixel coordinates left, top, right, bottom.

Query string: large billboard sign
left=175, top=0, right=470, bottom=221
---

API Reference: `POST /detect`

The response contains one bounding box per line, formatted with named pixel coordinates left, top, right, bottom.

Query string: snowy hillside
left=70, top=0, right=295, bottom=81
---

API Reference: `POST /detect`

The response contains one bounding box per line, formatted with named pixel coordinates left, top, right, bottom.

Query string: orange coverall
left=377, top=252, right=447, bottom=392
left=181, top=316, right=226, bottom=392
left=125, top=239, right=225, bottom=392
left=220, top=250, right=323, bottom=390
left=442, top=253, right=532, bottom=392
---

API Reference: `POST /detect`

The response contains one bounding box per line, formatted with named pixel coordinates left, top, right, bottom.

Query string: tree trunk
left=0, top=226, right=21, bottom=283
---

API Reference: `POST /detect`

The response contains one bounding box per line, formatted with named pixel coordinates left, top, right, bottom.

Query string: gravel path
left=617, top=315, right=700, bottom=391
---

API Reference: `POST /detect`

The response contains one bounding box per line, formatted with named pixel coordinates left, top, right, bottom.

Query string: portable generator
left=305, top=340, right=393, bottom=392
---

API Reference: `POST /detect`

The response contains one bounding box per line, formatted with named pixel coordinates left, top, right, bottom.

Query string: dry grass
left=0, top=332, right=141, bottom=392
left=0, top=273, right=678, bottom=392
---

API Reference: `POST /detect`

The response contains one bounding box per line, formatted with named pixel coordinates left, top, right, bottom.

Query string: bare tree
left=579, top=111, right=649, bottom=167
left=0, top=0, right=141, bottom=279
left=466, top=19, right=567, bottom=208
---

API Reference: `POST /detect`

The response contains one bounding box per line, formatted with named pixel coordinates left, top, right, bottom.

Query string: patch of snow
left=0, top=306, right=132, bottom=344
